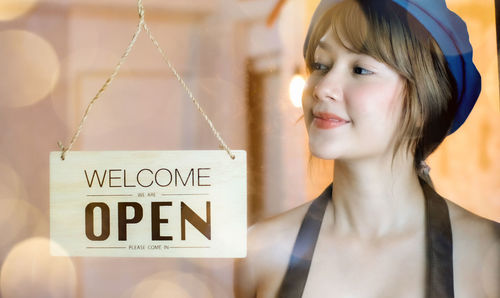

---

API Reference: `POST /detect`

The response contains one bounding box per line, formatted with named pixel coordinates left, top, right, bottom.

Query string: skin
left=234, top=28, right=500, bottom=298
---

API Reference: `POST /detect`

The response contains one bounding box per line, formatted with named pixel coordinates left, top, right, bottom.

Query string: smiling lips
left=312, top=112, right=350, bottom=129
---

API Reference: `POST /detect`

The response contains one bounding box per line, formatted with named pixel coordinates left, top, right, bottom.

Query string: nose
left=312, top=70, right=343, bottom=102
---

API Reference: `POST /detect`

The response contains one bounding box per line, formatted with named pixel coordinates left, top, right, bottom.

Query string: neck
left=329, top=153, right=425, bottom=239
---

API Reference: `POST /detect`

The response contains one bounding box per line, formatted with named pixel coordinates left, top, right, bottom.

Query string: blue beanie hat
left=304, top=0, right=481, bottom=135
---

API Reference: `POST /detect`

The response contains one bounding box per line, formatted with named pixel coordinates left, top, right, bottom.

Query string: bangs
left=305, top=0, right=397, bottom=73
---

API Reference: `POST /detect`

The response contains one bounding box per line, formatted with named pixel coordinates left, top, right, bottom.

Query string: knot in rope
left=57, top=141, right=68, bottom=160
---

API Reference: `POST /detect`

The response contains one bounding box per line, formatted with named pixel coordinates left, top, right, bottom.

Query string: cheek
left=347, top=82, right=403, bottom=123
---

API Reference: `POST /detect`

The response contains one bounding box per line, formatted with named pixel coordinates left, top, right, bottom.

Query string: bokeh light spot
left=289, top=74, right=305, bottom=108
left=0, top=0, right=37, bottom=21
left=0, top=29, right=60, bottom=108
left=0, top=198, right=47, bottom=263
left=131, top=271, right=213, bottom=298
left=0, top=237, right=76, bottom=298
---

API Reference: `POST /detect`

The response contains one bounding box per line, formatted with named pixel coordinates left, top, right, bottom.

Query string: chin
left=308, top=140, right=340, bottom=160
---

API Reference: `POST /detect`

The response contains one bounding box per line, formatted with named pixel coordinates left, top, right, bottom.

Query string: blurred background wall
left=0, top=0, right=497, bottom=297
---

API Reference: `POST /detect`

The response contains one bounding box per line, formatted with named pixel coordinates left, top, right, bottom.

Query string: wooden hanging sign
left=50, top=150, right=247, bottom=258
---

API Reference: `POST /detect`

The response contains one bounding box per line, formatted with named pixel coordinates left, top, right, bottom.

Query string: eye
left=353, top=66, right=373, bottom=75
left=311, top=62, right=330, bottom=73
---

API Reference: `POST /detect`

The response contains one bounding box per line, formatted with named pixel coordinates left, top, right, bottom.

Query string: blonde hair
left=304, top=0, right=458, bottom=181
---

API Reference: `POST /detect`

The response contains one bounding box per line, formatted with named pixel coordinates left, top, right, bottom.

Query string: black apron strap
left=420, top=178, right=455, bottom=298
left=277, top=179, right=454, bottom=298
left=277, top=185, right=331, bottom=298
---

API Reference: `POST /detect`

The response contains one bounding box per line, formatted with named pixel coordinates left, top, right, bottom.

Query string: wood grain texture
left=50, top=150, right=247, bottom=258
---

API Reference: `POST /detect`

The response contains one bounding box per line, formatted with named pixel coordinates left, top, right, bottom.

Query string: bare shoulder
left=234, top=200, right=314, bottom=298
left=445, top=200, right=499, bottom=297
left=249, top=201, right=314, bottom=245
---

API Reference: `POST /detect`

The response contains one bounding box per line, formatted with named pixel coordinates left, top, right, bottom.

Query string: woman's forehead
left=309, top=5, right=370, bottom=57
left=315, top=28, right=363, bottom=59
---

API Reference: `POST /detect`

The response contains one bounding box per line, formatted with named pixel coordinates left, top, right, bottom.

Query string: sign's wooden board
left=50, top=151, right=247, bottom=258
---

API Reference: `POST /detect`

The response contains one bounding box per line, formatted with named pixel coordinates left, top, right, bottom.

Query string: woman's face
left=303, top=28, right=405, bottom=161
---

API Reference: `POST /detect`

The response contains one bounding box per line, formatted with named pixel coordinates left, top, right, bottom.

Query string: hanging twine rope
left=58, top=0, right=235, bottom=160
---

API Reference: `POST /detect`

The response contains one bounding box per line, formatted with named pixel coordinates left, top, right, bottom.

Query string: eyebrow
left=318, top=41, right=333, bottom=52
left=318, top=39, right=353, bottom=54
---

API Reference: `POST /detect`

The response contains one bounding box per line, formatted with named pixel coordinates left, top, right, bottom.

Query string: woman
left=235, top=0, right=499, bottom=297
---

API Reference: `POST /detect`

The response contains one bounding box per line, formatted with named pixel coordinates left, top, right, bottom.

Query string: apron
left=277, top=177, right=454, bottom=298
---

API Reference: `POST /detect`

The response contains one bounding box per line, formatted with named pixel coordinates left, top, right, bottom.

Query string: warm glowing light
left=0, top=199, right=43, bottom=254
left=0, top=238, right=77, bottom=298
left=0, top=0, right=37, bottom=21
left=0, top=30, right=60, bottom=108
left=131, top=271, right=213, bottom=298
left=0, top=163, right=48, bottom=261
left=289, top=74, right=306, bottom=108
